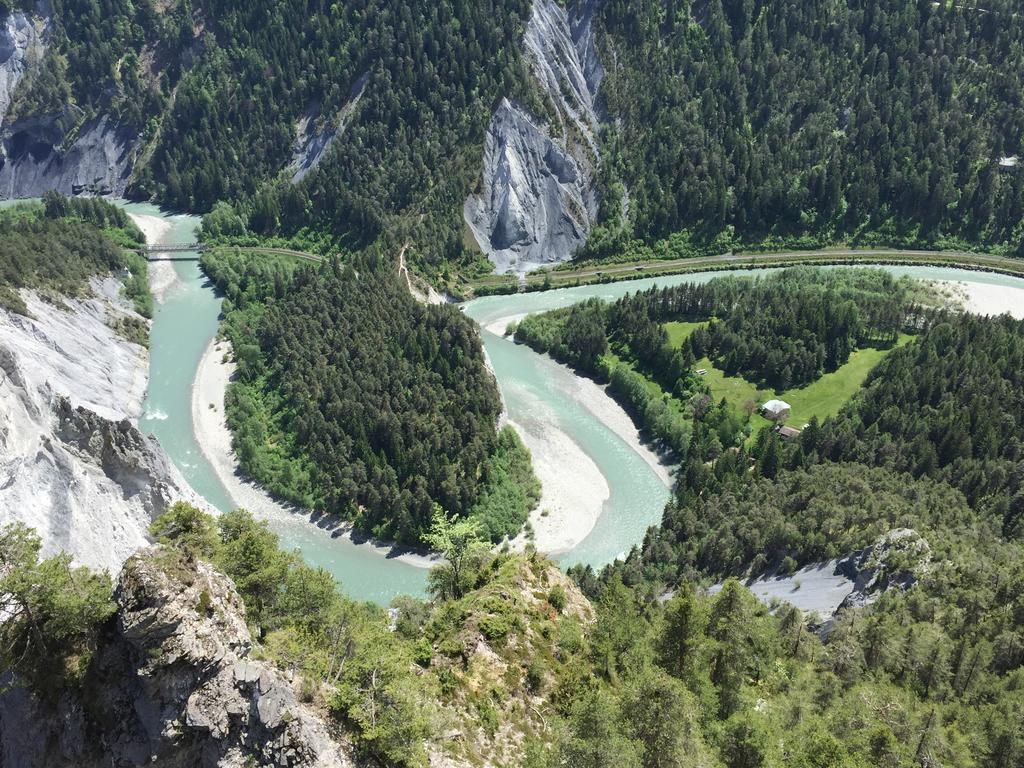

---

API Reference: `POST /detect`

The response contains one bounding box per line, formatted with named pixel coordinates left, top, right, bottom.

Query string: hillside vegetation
left=0, top=193, right=148, bottom=317
left=10, top=0, right=1024, bottom=277
left=585, top=0, right=1024, bottom=262
left=7, top=484, right=1023, bottom=766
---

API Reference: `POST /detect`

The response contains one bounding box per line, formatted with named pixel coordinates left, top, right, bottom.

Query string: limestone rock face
left=288, top=71, right=368, bottom=184
left=0, top=280, right=204, bottom=573
left=465, top=0, right=603, bottom=274
left=0, top=548, right=356, bottom=768
left=464, top=98, right=593, bottom=274
left=0, top=2, right=138, bottom=199
left=0, top=4, right=49, bottom=128
left=0, top=112, right=138, bottom=198
left=836, top=528, right=931, bottom=612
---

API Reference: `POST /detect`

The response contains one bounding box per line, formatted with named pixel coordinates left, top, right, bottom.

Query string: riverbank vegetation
left=514, top=268, right=930, bottom=457
left=0, top=193, right=148, bottom=317
left=200, top=248, right=538, bottom=545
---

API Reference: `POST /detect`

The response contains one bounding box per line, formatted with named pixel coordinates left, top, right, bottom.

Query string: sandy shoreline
left=941, top=280, right=1024, bottom=319
left=127, top=212, right=178, bottom=302
left=483, top=314, right=674, bottom=555
left=487, top=312, right=675, bottom=485
left=191, top=339, right=439, bottom=569
left=507, top=414, right=610, bottom=555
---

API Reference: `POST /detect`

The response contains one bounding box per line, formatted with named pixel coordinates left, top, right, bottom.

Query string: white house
left=761, top=399, right=791, bottom=421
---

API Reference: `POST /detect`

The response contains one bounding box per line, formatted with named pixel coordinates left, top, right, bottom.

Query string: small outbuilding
left=777, top=425, right=802, bottom=441
left=761, top=399, right=791, bottom=421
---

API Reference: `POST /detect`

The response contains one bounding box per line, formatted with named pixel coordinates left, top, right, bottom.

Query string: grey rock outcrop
left=0, top=280, right=205, bottom=573
left=0, top=548, right=355, bottom=767
left=835, top=527, right=931, bottom=612
left=465, top=0, right=603, bottom=274
left=0, top=3, right=136, bottom=198
left=0, top=112, right=139, bottom=198
left=464, top=98, right=594, bottom=274
left=289, top=71, right=368, bottom=184
left=0, top=4, right=49, bottom=128
left=712, top=528, right=932, bottom=623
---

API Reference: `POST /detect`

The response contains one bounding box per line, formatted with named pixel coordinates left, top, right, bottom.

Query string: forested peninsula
left=201, top=248, right=539, bottom=545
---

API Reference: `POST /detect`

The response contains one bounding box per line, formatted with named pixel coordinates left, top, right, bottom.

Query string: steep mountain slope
left=0, top=200, right=205, bottom=572
left=4, top=0, right=1024, bottom=275
left=0, top=4, right=48, bottom=125
left=0, top=280, right=204, bottom=572
left=465, top=0, right=603, bottom=273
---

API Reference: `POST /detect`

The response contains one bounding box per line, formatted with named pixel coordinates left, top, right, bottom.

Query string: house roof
left=762, top=399, right=791, bottom=414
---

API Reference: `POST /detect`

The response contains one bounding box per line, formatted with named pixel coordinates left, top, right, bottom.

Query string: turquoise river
left=129, top=203, right=1024, bottom=604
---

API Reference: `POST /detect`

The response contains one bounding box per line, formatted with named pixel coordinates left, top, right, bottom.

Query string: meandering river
left=130, top=202, right=1024, bottom=604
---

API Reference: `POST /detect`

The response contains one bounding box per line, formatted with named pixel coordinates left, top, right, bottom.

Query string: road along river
left=129, top=202, right=1024, bottom=603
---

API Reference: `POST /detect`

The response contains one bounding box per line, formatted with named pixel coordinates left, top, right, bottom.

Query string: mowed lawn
left=664, top=320, right=708, bottom=347
left=665, top=320, right=913, bottom=437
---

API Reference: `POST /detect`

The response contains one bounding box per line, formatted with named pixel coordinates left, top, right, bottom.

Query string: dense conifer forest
left=8, top=0, right=1024, bottom=274
left=548, top=285, right=1024, bottom=768
left=201, top=249, right=537, bottom=545
left=587, top=0, right=1024, bottom=261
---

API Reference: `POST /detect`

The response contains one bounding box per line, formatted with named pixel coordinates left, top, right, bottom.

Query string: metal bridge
left=134, top=244, right=325, bottom=264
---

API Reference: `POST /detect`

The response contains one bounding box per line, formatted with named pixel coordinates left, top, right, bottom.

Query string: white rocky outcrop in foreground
left=466, top=0, right=603, bottom=274
left=0, top=279, right=203, bottom=573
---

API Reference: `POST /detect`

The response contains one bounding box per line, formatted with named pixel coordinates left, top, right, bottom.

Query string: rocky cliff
left=0, top=4, right=49, bottom=128
left=0, top=112, right=139, bottom=198
left=0, top=4, right=138, bottom=198
left=0, top=547, right=355, bottom=767
left=288, top=72, right=368, bottom=184
left=465, top=0, right=603, bottom=274
left=0, top=278, right=204, bottom=573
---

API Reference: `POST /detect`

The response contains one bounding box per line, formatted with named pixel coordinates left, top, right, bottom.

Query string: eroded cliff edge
left=0, top=4, right=139, bottom=198
left=0, top=278, right=203, bottom=573
left=0, top=546, right=355, bottom=768
left=465, top=0, right=604, bottom=274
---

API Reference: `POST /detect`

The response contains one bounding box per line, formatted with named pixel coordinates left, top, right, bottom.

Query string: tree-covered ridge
left=518, top=268, right=921, bottom=386
left=0, top=193, right=148, bottom=316
left=808, top=314, right=1024, bottom=535
left=620, top=268, right=916, bottom=388
left=137, top=0, right=539, bottom=276
left=9, top=498, right=1024, bottom=767
left=201, top=249, right=537, bottom=545
left=581, top=290, right=1024, bottom=593
left=589, top=0, right=1024, bottom=260
left=564, top=311, right=1024, bottom=767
